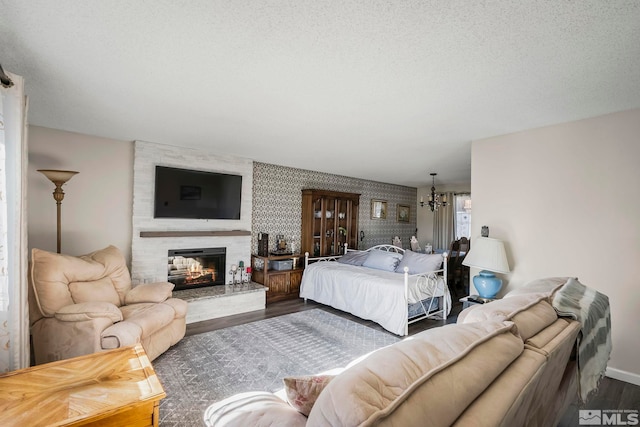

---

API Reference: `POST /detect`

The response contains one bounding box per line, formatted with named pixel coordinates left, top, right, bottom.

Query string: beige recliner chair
left=29, top=245, right=187, bottom=365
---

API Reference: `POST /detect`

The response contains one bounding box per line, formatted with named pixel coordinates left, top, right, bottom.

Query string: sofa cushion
left=521, top=319, right=581, bottom=425
left=307, top=319, right=523, bottom=427
left=283, top=375, right=335, bottom=416
left=162, top=298, right=189, bottom=319
left=70, top=277, right=121, bottom=306
left=504, top=277, right=569, bottom=300
left=30, top=246, right=132, bottom=316
left=54, top=302, right=123, bottom=323
left=120, top=302, right=177, bottom=337
left=457, top=293, right=558, bottom=341
left=395, top=250, right=442, bottom=274
left=125, top=282, right=174, bottom=304
left=452, top=348, right=548, bottom=427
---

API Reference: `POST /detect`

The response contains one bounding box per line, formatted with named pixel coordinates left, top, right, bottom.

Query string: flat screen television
left=154, top=166, right=242, bottom=220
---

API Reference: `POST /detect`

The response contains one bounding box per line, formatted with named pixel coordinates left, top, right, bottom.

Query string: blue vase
left=473, top=270, right=502, bottom=299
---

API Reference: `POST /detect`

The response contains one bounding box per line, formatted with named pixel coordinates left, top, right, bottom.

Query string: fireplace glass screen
left=167, top=247, right=226, bottom=291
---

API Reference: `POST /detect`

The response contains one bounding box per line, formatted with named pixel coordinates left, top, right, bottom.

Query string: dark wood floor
left=187, top=298, right=640, bottom=425
left=186, top=297, right=461, bottom=337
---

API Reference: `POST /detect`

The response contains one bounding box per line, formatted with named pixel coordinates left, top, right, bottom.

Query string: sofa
left=204, top=284, right=586, bottom=426
left=29, top=245, right=187, bottom=364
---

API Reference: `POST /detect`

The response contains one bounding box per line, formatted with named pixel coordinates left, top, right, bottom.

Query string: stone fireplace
left=130, top=141, right=265, bottom=324
left=130, top=140, right=253, bottom=288
left=167, top=247, right=226, bottom=291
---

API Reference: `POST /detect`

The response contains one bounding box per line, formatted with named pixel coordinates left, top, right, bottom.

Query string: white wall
left=471, top=108, right=640, bottom=379
left=28, top=126, right=133, bottom=260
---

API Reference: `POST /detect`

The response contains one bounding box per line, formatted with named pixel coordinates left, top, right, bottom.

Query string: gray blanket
left=552, top=277, right=612, bottom=402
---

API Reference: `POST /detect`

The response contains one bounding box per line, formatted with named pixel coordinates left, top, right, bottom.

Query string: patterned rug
left=152, top=308, right=400, bottom=426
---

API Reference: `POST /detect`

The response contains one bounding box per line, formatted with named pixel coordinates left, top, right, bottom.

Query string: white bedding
left=299, top=261, right=451, bottom=336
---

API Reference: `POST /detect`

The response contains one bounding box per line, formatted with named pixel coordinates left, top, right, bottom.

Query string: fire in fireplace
left=167, top=247, right=226, bottom=291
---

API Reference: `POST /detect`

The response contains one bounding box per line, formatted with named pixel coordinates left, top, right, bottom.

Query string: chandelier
left=420, top=173, right=447, bottom=212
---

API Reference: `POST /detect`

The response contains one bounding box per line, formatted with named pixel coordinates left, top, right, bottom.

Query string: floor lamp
left=38, top=169, right=78, bottom=253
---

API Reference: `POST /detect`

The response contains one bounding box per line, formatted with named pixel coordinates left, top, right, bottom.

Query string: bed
left=300, top=245, right=451, bottom=336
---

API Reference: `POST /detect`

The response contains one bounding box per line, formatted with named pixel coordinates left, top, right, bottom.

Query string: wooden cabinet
left=301, top=189, right=360, bottom=257
left=251, top=254, right=303, bottom=303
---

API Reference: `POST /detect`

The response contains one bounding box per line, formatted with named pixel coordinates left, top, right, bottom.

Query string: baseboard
left=606, top=367, right=640, bottom=386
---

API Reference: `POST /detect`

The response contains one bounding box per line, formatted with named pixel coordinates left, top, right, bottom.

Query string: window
left=454, top=194, right=471, bottom=239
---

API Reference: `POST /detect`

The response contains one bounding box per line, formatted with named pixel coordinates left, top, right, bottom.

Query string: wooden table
left=0, top=344, right=165, bottom=426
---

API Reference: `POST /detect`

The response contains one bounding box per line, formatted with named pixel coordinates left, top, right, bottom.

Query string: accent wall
left=252, top=162, right=417, bottom=254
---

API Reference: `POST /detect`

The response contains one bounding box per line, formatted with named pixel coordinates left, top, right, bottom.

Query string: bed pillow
left=337, top=251, right=369, bottom=266
left=362, top=250, right=403, bottom=272
left=395, top=250, right=443, bottom=274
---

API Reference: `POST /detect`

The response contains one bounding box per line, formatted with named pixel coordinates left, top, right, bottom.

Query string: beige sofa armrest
left=204, top=392, right=307, bottom=427
left=54, top=302, right=123, bottom=322
left=125, top=282, right=174, bottom=304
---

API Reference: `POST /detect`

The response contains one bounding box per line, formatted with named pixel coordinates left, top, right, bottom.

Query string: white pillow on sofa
left=395, top=250, right=442, bottom=274
left=362, top=250, right=403, bottom=272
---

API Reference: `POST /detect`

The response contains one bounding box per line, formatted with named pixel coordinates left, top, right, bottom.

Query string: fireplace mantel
left=140, top=230, right=251, bottom=238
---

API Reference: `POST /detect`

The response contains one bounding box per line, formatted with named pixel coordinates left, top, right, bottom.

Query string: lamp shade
left=462, top=237, right=510, bottom=273
left=38, top=169, right=78, bottom=184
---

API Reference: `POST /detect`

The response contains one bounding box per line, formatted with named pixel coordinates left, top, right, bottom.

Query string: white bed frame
left=304, top=244, right=449, bottom=336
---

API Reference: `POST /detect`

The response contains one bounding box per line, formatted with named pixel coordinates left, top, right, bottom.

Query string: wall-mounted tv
left=154, top=166, right=242, bottom=220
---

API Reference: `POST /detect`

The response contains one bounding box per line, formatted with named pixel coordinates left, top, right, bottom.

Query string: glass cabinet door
left=336, top=198, right=349, bottom=253
left=323, top=197, right=336, bottom=255
left=312, top=197, right=322, bottom=256
left=302, top=189, right=360, bottom=257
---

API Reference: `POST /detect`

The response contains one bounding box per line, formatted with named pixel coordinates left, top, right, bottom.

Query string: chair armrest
left=125, top=282, right=174, bottom=304
left=204, top=392, right=307, bottom=427
left=54, top=302, right=123, bottom=322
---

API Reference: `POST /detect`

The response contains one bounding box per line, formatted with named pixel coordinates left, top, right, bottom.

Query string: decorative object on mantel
left=37, top=169, right=79, bottom=253
left=420, top=173, right=447, bottom=212
left=462, top=227, right=510, bottom=299
left=229, top=263, right=238, bottom=285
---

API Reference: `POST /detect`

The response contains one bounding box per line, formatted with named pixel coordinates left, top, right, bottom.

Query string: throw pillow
left=395, top=250, right=443, bottom=274
left=125, top=282, right=174, bottom=304
left=70, top=277, right=121, bottom=307
left=283, top=375, right=335, bottom=416
left=362, top=250, right=403, bottom=272
left=336, top=250, right=369, bottom=266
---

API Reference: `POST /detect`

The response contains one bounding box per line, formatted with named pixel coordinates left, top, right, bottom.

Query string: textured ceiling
left=2, top=1, right=639, bottom=187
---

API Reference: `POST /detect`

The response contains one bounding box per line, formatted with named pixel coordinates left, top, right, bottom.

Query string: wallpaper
left=252, top=162, right=417, bottom=255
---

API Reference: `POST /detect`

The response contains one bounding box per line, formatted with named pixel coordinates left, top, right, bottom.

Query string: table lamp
left=462, top=236, right=510, bottom=299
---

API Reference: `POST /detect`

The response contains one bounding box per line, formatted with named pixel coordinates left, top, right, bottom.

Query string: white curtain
left=0, top=71, right=29, bottom=372
left=432, top=191, right=455, bottom=251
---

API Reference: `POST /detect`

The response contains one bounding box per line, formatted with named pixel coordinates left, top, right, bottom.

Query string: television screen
left=154, top=166, right=242, bottom=219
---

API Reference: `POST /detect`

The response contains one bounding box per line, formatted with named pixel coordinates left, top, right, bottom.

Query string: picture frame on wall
left=397, top=204, right=410, bottom=222
left=371, top=199, right=388, bottom=219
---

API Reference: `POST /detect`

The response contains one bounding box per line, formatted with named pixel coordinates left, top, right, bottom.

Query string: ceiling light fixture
left=420, top=173, right=447, bottom=212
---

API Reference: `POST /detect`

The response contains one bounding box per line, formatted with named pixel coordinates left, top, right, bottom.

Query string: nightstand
left=459, top=295, right=497, bottom=309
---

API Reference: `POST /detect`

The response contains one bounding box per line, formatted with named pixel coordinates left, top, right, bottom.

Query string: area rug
left=152, top=308, right=401, bottom=426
